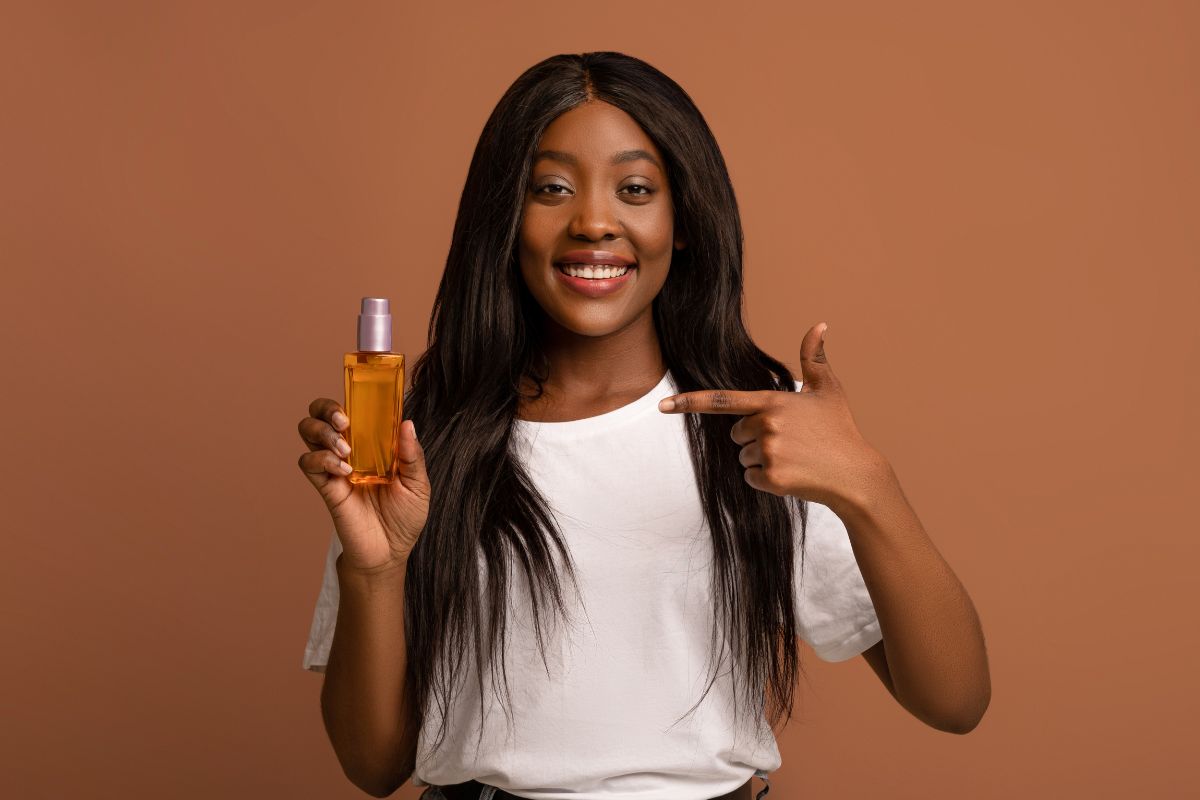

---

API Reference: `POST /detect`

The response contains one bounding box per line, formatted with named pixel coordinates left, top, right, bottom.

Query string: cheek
left=633, top=206, right=677, bottom=258
left=517, top=213, right=546, bottom=279
left=520, top=204, right=560, bottom=245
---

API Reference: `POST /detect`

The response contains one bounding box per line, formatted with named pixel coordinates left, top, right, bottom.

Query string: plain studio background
left=1, top=1, right=1196, bottom=797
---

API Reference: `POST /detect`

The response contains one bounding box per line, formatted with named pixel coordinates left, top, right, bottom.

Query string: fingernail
left=333, top=411, right=349, bottom=430
left=409, top=420, right=419, bottom=442
left=335, top=438, right=351, bottom=457
left=658, top=397, right=676, bottom=412
left=339, top=460, right=352, bottom=474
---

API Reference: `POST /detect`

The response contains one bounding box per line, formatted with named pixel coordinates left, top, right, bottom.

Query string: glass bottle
left=342, top=297, right=404, bottom=485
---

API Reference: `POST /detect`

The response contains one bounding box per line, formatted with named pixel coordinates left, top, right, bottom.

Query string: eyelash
left=535, top=183, right=653, bottom=197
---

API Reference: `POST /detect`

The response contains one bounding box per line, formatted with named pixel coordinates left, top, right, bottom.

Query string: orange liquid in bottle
left=343, top=352, right=404, bottom=484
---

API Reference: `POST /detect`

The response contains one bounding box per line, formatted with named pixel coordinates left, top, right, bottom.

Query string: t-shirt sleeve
left=793, top=499, right=883, bottom=661
left=788, top=376, right=883, bottom=661
left=302, top=530, right=343, bottom=673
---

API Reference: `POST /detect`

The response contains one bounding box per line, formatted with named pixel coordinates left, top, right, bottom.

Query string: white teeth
left=559, top=263, right=630, bottom=279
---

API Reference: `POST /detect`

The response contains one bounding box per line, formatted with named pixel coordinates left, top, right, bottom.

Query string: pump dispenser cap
left=357, top=297, right=392, bottom=352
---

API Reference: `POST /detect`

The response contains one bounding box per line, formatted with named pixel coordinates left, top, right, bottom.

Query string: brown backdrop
left=3, top=1, right=1197, bottom=797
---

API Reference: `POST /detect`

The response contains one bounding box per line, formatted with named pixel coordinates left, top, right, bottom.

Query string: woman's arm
left=832, top=455, right=991, bottom=734
left=321, top=555, right=421, bottom=795
left=658, top=323, right=991, bottom=733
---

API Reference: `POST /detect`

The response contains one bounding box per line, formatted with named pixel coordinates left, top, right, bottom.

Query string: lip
left=552, top=261, right=636, bottom=298
left=554, top=250, right=637, bottom=267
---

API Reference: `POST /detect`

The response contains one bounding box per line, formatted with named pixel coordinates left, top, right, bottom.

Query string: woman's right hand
left=297, top=399, right=430, bottom=574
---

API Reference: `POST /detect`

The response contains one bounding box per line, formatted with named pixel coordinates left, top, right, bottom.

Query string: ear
left=674, top=234, right=687, bottom=250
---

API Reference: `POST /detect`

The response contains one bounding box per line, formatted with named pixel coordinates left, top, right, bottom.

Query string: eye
left=534, top=183, right=571, bottom=195
left=623, top=184, right=653, bottom=196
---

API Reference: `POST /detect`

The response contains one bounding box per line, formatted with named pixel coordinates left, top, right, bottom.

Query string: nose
left=566, top=186, right=622, bottom=241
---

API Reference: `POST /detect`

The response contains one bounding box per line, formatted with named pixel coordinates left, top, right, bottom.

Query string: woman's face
left=518, top=100, right=684, bottom=340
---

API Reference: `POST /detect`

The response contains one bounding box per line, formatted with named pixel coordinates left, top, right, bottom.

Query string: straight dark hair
left=402, top=51, right=808, bottom=759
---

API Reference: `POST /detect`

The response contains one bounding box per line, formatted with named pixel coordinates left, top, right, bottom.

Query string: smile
left=552, top=262, right=636, bottom=298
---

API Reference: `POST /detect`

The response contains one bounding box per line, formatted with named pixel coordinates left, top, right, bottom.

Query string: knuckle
left=315, top=398, right=342, bottom=424
left=710, top=390, right=732, bottom=410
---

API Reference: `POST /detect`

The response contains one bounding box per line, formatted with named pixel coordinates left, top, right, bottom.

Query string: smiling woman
left=298, top=50, right=987, bottom=800
left=304, top=50, right=812, bottom=800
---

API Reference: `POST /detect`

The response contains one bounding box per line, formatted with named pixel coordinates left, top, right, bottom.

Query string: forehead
left=534, top=100, right=664, bottom=171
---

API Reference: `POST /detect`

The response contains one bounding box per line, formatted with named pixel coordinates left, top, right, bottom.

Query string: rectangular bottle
left=343, top=297, right=404, bottom=485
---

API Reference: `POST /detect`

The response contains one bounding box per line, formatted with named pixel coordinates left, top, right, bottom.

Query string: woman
left=298, top=51, right=990, bottom=800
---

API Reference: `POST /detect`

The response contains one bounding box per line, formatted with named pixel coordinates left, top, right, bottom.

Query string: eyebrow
left=534, top=148, right=663, bottom=171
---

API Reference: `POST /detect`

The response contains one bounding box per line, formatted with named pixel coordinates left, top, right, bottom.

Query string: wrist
left=829, top=447, right=902, bottom=525
left=335, top=552, right=409, bottom=582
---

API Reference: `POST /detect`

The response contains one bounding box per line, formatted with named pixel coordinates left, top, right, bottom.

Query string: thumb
left=395, top=419, right=430, bottom=491
left=798, top=322, right=833, bottom=392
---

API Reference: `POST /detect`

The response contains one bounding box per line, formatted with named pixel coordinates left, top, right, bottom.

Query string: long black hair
left=402, top=51, right=807, bottom=759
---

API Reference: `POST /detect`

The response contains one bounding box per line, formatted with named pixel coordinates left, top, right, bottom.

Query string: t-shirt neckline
left=512, top=370, right=675, bottom=439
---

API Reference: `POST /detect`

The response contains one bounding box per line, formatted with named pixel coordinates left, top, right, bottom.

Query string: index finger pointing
left=658, top=389, right=771, bottom=415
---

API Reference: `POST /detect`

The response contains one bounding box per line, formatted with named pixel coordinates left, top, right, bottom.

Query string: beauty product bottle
left=343, top=297, right=404, bottom=485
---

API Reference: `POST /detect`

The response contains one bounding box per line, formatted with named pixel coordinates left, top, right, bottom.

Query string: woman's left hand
left=657, top=322, right=891, bottom=514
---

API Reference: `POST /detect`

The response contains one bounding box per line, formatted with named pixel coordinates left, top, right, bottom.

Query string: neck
left=517, top=308, right=667, bottom=421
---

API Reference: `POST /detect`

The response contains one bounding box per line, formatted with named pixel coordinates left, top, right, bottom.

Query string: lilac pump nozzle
left=357, top=297, right=392, bottom=352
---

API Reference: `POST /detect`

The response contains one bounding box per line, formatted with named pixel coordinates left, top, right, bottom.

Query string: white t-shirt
left=303, top=370, right=883, bottom=799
